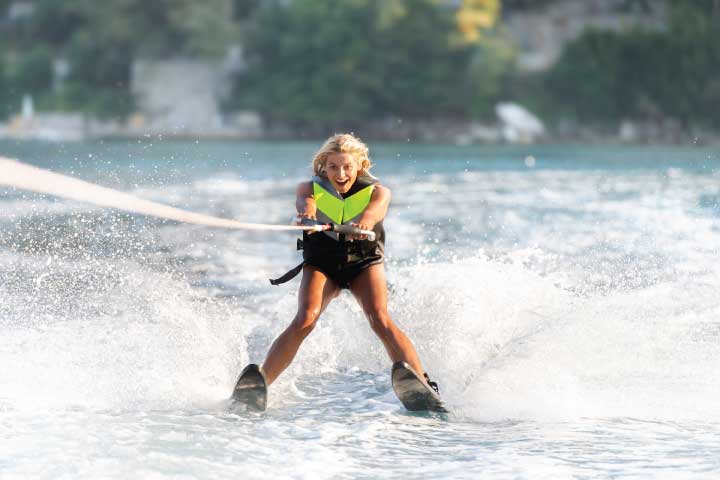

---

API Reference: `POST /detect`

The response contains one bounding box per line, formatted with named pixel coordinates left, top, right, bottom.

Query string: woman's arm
left=296, top=181, right=316, bottom=219
left=355, top=184, right=391, bottom=230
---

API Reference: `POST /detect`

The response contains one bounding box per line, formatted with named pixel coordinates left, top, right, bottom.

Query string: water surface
left=1, top=140, right=719, bottom=478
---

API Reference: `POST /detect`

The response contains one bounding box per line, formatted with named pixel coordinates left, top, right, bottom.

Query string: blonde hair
left=312, top=133, right=372, bottom=177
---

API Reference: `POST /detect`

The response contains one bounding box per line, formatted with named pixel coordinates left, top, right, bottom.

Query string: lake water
left=1, top=139, right=719, bottom=478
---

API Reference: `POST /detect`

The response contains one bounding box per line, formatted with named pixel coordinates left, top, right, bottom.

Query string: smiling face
left=324, top=152, right=359, bottom=194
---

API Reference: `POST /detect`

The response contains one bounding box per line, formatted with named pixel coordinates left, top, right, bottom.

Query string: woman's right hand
left=294, top=213, right=316, bottom=225
left=295, top=213, right=320, bottom=233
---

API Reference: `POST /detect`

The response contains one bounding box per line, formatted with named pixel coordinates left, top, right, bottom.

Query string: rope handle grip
left=297, top=217, right=376, bottom=241
left=328, top=223, right=376, bottom=241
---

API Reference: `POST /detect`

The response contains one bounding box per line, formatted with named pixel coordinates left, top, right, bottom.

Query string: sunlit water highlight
left=1, top=140, right=719, bottom=478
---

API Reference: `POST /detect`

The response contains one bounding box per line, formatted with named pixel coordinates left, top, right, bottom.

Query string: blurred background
left=1, top=0, right=718, bottom=145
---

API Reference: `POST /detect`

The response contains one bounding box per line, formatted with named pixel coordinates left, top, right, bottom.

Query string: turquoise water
left=1, top=140, right=720, bottom=478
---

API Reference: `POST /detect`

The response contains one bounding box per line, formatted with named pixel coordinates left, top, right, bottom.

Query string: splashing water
left=1, top=141, right=720, bottom=478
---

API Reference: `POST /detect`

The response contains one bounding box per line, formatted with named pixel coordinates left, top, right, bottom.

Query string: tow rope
left=0, top=156, right=375, bottom=240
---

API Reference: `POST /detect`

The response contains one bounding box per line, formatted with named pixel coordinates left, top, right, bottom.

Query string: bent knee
left=290, top=308, right=321, bottom=337
left=366, top=309, right=394, bottom=336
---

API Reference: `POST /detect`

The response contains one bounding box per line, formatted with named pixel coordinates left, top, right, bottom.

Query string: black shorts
left=305, top=248, right=383, bottom=289
left=269, top=235, right=384, bottom=288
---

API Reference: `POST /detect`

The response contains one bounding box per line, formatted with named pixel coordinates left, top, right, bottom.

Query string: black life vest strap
left=269, top=261, right=305, bottom=285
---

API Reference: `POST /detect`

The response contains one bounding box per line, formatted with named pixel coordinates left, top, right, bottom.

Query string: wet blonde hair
left=312, top=133, right=372, bottom=177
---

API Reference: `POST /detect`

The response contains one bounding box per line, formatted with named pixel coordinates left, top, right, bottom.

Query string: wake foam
left=0, top=252, right=247, bottom=412
left=3, top=246, right=718, bottom=421
left=276, top=253, right=720, bottom=422
left=381, top=256, right=720, bottom=422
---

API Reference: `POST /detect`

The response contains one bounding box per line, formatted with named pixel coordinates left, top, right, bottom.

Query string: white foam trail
left=0, top=252, right=247, bottom=411
left=267, top=252, right=719, bottom=423
left=385, top=257, right=720, bottom=422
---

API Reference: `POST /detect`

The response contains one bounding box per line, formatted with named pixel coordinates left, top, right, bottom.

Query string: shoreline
left=1, top=113, right=718, bottom=147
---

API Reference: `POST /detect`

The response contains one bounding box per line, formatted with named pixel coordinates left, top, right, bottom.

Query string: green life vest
left=312, top=175, right=377, bottom=241
left=268, top=174, right=385, bottom=286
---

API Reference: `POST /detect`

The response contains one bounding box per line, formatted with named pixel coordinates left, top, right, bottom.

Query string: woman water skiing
left=233, top=133, right=439, bottom=408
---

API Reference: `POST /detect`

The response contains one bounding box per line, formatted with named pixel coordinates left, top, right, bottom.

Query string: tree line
left=0, top=0, right=718, bottom=131
left=540, top=0, right=720, bottom=130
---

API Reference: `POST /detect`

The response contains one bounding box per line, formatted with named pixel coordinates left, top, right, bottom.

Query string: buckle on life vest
left=345, top=253, right=363, bottom=263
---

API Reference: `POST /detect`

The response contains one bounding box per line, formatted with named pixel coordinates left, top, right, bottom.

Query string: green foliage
left=232, top=0, right=261, bottom=20
left=466, top=30, right=516, bottom=118
left=0, top=55, right=9, bottom=119
left=543, top=0, right=720, bottom=128
left=0, top=0, right=11, bottom=16
left=501, top=0, right=559, bottom=11
left=0, top=43, right=53, bottom=118
left=3, top=0, right=715, bottom=133
left=167, top=1, right=238, bottom=58
left=0, top=0, right=238, bottom=118
left=544, top=29, right=625, bottom=123
left=78, top=0, right=236, bottom=59
left=7, top=45, right=54, bottom=95
left=231, top=0, right=505, bottom=129
left=19, top=0, right=87, bottom=48
left=62, top=33, right=135, bottom=118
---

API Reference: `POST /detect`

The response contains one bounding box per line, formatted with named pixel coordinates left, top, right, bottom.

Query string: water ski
left=391, top=362, right=447, bottom=413
left=231, top=364, right=267, bottom=411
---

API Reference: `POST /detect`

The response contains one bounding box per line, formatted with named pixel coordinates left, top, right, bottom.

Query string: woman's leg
left=261, top=265, right=339, bottom=385
left=349, top=263, right=426, bottom=377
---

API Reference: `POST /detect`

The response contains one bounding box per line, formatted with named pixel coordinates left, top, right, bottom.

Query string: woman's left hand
left=349, top=222, right=372, bottom=241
